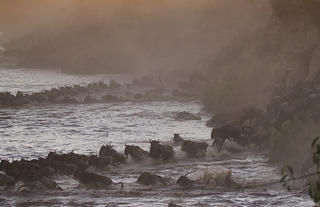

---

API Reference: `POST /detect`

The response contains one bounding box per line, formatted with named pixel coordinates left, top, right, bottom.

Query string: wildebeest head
left=149, top=140, right=161, bottom=157
left=124, top=145, right=137, bottom=158
left=173, top=133, right=184, bottom=144
left=174, top=133, right=180, bottom=139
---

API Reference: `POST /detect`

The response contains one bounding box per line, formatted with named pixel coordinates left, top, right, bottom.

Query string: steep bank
left=202, top=0, right=320, bottom=168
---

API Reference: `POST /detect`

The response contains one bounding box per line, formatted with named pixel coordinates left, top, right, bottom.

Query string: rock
left=137, top=172, right=168, bottom=186
left=175, top=112, right=201, bottom=121
left=176, top=175, right=197, bottom=188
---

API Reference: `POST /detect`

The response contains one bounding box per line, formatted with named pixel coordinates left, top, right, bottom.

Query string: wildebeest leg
left=212, top=136, right=226, bottom=152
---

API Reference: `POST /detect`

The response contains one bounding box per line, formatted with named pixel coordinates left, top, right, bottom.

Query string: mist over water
left=0, top=0, right=270, bottom=74
left=1, top=0, right=320, bottom=206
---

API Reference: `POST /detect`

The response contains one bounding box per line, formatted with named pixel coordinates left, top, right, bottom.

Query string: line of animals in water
left=0, top=77, right=194, bottom=107
left=0, top=132, right=241, bottom=192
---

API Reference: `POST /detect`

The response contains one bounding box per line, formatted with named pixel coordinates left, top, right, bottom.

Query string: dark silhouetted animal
left=149, top=140, right=174, bottom=161
left=211, top=125, right=250, bottom=152
left=74, top=170, right=123, bottom=189
left=181, top=140, right=208, bottom=157
left=88, top=155, right=112, bottom=169
left=99, top=144, right=126, bottom=165
left=137, top=172, right=168, bottom=186
left=173, top=133, right=184, bottom=145
left=124, top=145, right=148, bottom=161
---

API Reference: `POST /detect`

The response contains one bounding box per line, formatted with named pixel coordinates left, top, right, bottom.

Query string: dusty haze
left=0, top=0, right=270, bottom=74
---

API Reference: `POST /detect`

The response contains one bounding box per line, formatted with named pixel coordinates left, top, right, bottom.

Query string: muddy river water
left=0, top=68, right=313, bottom=206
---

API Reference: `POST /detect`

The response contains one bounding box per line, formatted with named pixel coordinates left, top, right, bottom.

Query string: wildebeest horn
left=114, top=182, right=124, bottom=189
left=184, top=172, right=192, bottom=177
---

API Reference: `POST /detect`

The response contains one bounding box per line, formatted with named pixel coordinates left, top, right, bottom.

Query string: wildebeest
left=181, top=140, right=208, bottom=158
left=137, top=172, right=168, bottom=186
left=47, top=151, right=89, bottom=172
left=17, top=177, right=63, bottom=192
left=211, top=124, right=253, bottom=152
left=124, top=145, right=148, bottom=161
left=73, top=170, right=123, bottom=189
left=88, top=155, right=112, bottom=169
left=173, top=133, right=185, bottom=145
left=149, top=140, right=174, bottom=161
left=99, top=144, right=126, bottom=165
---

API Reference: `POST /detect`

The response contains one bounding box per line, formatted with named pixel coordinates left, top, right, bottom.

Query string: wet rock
left=137, top=172, right=168, bottom=186
left=181, top=140, right=208, bottom=158
left=124, top=145, right=149, bottom=161
left=175, top=112, right=201, bottom=121
left=149, top=140, right=174, bottom=162
left=0, top=172, right=14, bottom=186
left=99, top=144, right=126, bottom=165
left=176, top=175, right=198, bottom=188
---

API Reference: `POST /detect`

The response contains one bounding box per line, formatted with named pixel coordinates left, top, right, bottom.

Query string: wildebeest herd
left=0, top=133, right=238, bottom=188
left=0, top=128, right=249, bottom=207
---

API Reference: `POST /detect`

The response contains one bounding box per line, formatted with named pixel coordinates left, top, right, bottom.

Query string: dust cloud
left=0, top=0, right=270, bottom=75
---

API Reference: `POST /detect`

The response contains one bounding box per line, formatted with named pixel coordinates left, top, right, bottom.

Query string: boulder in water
left=137, top=172, right=168, bottom=186
left=175, top=112, right=201, bottom=121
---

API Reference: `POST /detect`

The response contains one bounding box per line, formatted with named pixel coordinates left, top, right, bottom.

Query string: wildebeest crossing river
left=0, top=68, right=313, bottom=206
